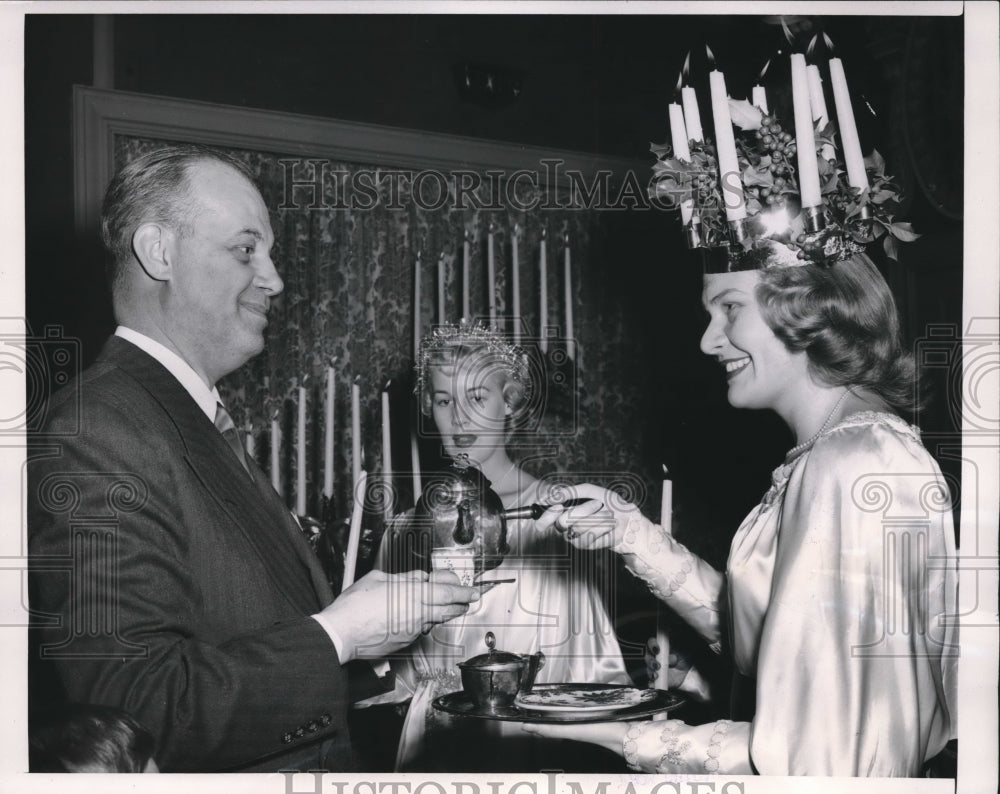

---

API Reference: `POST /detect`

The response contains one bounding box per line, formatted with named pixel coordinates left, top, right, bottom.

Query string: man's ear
left=131, top=223, right=173, bottom=282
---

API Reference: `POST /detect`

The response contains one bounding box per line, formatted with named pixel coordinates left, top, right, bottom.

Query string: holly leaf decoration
left=865, top=148, right=887, bottom=178
left=729, top=98, right=764, bottom=131
left=883, top=234, right=900, bottom=261
left=887, top=221, right=920, bottom=242
left=650, top=141, right=673, bottom=159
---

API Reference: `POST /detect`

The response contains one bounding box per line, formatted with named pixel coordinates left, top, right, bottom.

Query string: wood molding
left=73, top=85, right=644, bottom=235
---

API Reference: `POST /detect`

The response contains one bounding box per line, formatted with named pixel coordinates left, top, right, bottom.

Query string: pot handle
left=519, top=651, right=546, bottom=694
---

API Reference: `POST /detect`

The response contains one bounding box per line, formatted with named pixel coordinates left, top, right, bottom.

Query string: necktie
left=214, top=403, right=251, bottom=476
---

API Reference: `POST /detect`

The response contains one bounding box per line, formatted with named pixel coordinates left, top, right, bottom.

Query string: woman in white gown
left=523, top=247, right=958, bottom=777
left=376, top=323, right=630, bottom=771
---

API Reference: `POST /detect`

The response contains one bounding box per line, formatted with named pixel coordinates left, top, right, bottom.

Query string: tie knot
left=214, top=403, right=237, bottom=435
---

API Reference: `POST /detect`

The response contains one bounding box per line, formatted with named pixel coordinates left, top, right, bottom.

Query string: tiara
left=650, top=46, right=919, bottom=270
left=415, top=321, right=530, bottom=400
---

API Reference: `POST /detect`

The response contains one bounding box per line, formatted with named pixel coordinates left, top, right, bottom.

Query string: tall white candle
left=323, top=364, right=335, bottom=499
left=791, top=54, right=822, bottom=208
left=511, top=225, right=521, bottom=345
left=413, top=252, right=421, bottom=362
left=807, top=64, right=835, bottom=161
left=653, top=464, right=673, bottom=690
left=709, top=69, right=747, bottom=221
left=681, top=86, right=703, bottom=142
left=660, top=464, right=673, bottom=532
left=342, top=470, right=367, bottom=591
left=410, top=427, right=422, bottom=504
left=752, top=85, right=768, bottom=114
left=271, top=412, right=281, bottom=495
left=296, top=386, right=307, bottom=515
left=829, top=57, right=869, bottom=192
left=381, top=382, right=393, bottom=517
left=437, top=253, right=446, bottom=325
left=563, top=235, right=574, bottom=361
left=539, top=230, right=548, bottom=354
left=487, top=224, right=497, bottom=327
left=668, top=102, right=694, bottom=224
left=351, top=377, right=361, bottom=489
left=462, top=230, right=471, bottom=322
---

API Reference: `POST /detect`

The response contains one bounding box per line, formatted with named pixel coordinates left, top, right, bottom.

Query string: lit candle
left=539, top=230, right=548, bottom=354
left=462, top=230, right=471, bottom=322
left=752, top=85, right=768, bottom=114
left=381, top=381, right=393, bottom=517
left=791, top=53, right=822, bottom=208
left=511, top=225, right=521, bottom=345
left=270, top=410, right=281, bottom=495
left=410, top=427, right=422, bottom=504
left=660, top=464, right=673, bottom=532
left=487, top=223, right=497, bottom=327
left=709, top=69, right=747, bottom=221
left=807, top=64, right=835, bottom=161
left=437, top=252, right=446, bottom=325
left=351, top=376, right=361, bottom=489
left=413, top=251, right=421, bottom=361
left=681, top=85, right=703, bottom=142
left=668, top=102, right=694, bottom=224
left=829, top=57, right=869, bottom=192
left=342, top=470, right=367, bottom=591
left=296, top=385, right=307, bottom=516
left=563, top=234, right=574, bottom=361
left=245, top=422, right=255, bottom=461
left=753, top=58, right=770, bottom=114
left=323, top=363, right=336, bottom=499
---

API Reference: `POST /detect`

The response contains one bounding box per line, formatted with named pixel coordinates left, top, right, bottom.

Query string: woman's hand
left=520, top=720, right=629, bottom=755
left=534, top=483, right=642, bottom=550
left=645, top=637, right=696, bottom=690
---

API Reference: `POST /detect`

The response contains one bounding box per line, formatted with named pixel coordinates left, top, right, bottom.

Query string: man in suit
left=28, top=145, right=479, bottom=772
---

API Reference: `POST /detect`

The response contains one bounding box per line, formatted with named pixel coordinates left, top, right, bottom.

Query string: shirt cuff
left=311, top=613, right=351, bottom=662
left=310, top=614, right=391, bottom=678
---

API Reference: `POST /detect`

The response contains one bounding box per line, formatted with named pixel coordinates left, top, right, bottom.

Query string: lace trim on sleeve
left=623, top=723, right=644, bottom=770
left=703, top=719, right=732, bottom=772
left=616, top=521, right=697, bottom=601
left=655, top=720, right=692, bottom=773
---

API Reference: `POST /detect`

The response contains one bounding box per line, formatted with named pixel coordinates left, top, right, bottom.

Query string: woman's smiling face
left=699, top=270, right=811, bottom=413
left=429, top=355, right=510, bottom=466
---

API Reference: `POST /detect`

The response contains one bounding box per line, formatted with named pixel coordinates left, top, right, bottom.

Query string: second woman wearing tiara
left=375, top=323, right=630, bottom=771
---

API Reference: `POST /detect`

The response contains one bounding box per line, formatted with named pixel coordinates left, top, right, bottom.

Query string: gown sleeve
left=615, top=418, right=957, bottom=777
left=748, top=421, right=957, bottom=776
left=613, top=517, right=726, bottom=651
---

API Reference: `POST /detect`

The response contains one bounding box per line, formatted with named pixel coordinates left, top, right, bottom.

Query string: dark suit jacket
left=28, top=336, right=386, bottom=772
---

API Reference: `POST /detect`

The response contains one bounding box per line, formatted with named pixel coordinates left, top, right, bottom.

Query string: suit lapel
left=99, top=337, right=327, bottom=614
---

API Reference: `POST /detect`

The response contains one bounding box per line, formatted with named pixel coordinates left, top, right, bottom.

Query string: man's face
left=162, top=160, right=282, bottom=386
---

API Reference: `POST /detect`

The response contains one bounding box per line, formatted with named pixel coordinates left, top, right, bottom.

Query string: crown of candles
left=650, top=37, right=919, bottom=270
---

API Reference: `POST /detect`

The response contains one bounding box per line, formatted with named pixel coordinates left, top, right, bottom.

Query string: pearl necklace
left=785, top=389, right=851, bottom=461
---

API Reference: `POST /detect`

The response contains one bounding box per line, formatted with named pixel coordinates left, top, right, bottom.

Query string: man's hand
left=534, top=483, right=646, bottom=550
left=320, top=569, right=479, bottom=661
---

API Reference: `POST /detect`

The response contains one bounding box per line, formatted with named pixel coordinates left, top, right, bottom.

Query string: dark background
left=24, top=12, right=965, bottom=696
